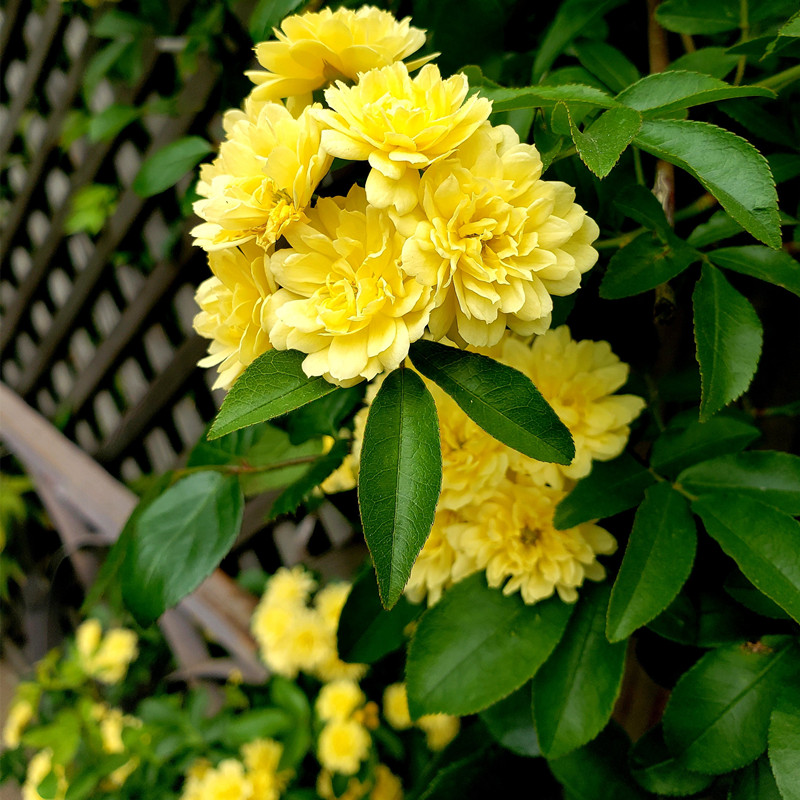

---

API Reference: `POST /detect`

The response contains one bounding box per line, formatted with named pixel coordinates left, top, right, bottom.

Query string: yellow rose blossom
left=370, top=765, right=403, bottom=800
left=269, top=186, right=434, bottom=385
left=382, top=683, right=412, bottom=731
left=316, top=63, right=492, bottom=214
left=404, top=510, right=464, bottom=606
left=2, top=698, right=34, bottom=748
left=397, top=123, right=599, bottom=346
left=449, top=478, right=616, bottom=604
left=193, top=242, right=280, bottom=390
left=241, top=739, right=291, bottom=800
left=280, top=607, right=330, bottom=678
left=181, top=759, right=212, bottom=800
left=192, top=100, right=332, bottom=251
left=317, top=680, right=366, bottom=722
left=317, top=770, right=370, bottom=800
left=76, top=619, right=138, bottom=684
left=183, top=758, right=252, bottom=800
left=248, top=6, right=433, bottom=108
left=22, top=749, right=67, bottom=800
left=487, top=326, right=646, bottom=488
left=317, top=718, right=372, bottom=775
left=416, top=714, right=460, bottom=751
left=264, top=564, right=318, bottom=607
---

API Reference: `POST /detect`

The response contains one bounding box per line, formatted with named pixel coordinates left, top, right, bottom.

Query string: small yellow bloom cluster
left=317, top=763, right=403, bottom=800
left=2, top=682, right=39, bottom=749
left=91, top=703, right=142, bottom=788
left=180, top=739, right=291, bottom=800
left=328, top=327, right=644, bottom=606
left=315, top=680, right=376, bottom=775
left=192, top=5, right=599, bottom=388
left=22, top=749, right=67, bottom=800
left=382, top=683, right=459, bottom=751
left=251, top=566, right=367, bottom=681
left=75, top=619, right=138, bottom=684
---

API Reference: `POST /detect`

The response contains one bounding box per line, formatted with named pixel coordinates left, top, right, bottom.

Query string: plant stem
left=756, top=63, right=800, bottom=91
left=734, top=0, right=749, bottom=86
left=594, top=229, right=645, bottom=250
left=173, top=454, right=321, bottom=481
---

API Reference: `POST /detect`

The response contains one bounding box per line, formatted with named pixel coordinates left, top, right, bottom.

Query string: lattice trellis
left=1, top=0, right=227, bottom=481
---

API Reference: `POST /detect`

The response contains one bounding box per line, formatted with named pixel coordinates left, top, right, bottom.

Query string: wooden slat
left=0, top=1, right=64, bottom=162
left=12, top=68, right=218, bottom=397
left=0, top=0, right=25, bottom=70
left=92, top=334, right=208, bottom=465
left=57, top=236, right=198, bottom=420
left=0, top=37, right=97, bottom=257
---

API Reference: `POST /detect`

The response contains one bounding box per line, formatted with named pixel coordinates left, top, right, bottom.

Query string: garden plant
left=2, top=0, right=800, bottom=798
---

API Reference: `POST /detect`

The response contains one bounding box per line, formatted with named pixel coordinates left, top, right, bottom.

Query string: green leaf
left=629, top=725, right=714, bottom=795
left=406, top=574, right=572, bottom=717
left=573, top=40, right=641, bottom=93
left=479, top=683, right=540, bottom=757
left=285, top=385, right=364, bottom=444
left=409, top=340, right=574, bottom=465
left=729, top=757, right=783, bottom=800
left=121, top=472, right=244, bottom=626
left=765, top=9, right=800, bottom=56
left=669, top=47, right=739, bottom=79
left=337, top=567, right=420, bottom=664
left=83, top=39, right=132, bottom=102
left=693, top=264, right=763, bottom=421
left=693, top=492, right=800, bottom=624
left=616, top=71, right=774, bottom=116
left=607, top=483, right=696, bottom=642
left=687, top=210, right=744, bottom=248
left=269, top=439, right=348, bottom=518
left=600, top=232, right=699, bottom=299
left=270, top=677, right=312, bottom=770
left=249, top=0, right=304, bottom=43
left=612, top=183, right=672, bottom=237
left=655, top=0, right=740, bottom=34
left=533, top=583, right=626, bottom=758
left=37, top=772, right=59, bottom=800
left=549, top=724, right=646, bottom=799
left=650, top=414, right=760, bottom=476
left=208, top=350, right=336, bottom=439
left=65, top=185, right=118, bottom=236
left=358, top=368, right=441, bottom=609
left=554, top=454, right=656, bottom=530
left=474, top=82, right=617, bottom=113
left=662, top=636, right=800, bottom=774
left=634, top=120, right=780, bottom=249
left=92, top=9, right=148, bottom=39
left=709, top=246, right=800, bottom=299
left=532, top=0, right=626, bottom=80
left=88, top=104, right=139, bottom=142
left=132, top=136, right=212, bottom=198
left=769, top=685, right=800, bottom=800
left=568, top=105, right=641, bottom=178
left=218, top=709, right=293, bottom=747
left=679, top=451, right=800, bottom=514
left=725, top=570, right=791, bottom=620
left=22, top=710, right=81, bottom=764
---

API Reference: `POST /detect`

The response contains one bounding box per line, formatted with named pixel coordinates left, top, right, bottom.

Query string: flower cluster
left=180, top=739, right=292, bottom=800
left=251, top=566, right=367, bottom=682
left=75, top=618, right=138, bottom=684
left=327, top=327, right=644, bottom=606
left=382, top=683, right=459, bottom=751
left=315, top=680, right=376, bottom=775
left=192, top=5, right=599, bottom=388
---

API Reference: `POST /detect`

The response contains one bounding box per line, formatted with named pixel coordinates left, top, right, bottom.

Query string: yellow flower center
left=255, top=181, right=303, bottom=247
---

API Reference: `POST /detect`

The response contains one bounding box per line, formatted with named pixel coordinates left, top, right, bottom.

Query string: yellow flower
left=189, top=759, right=252, bottom=800
left=192, top=101, right=332, bottom=251
left=22, top=750, right=67, bottom=800
left=382, top=683, right=411, bottom=731
left=2, top=699, right=32, bottom=748
left=449, top=478, right=616, bottom=604
left=317, top=680, right=366, bottom=722
left=241, top=739, right=291, bottom=800
left=416, top=714, right=460, bottom=751
left=265, top=565, right=318, bottom=608
left=269, top=186, right=434, bottom=385
left=248, top=6, right=433, bottom=107
left=487, top=326, right=646, bottom=487
left=397, top=123, right=599, bottom=346
left=76, top=620, right=138, bottom=684
left=317, top=718, right=372, bottom=775
left=181, top=759, right=213, bottom=800
left=317, top=770, right=370, bottom=800
left=193, top=242, right=280, bottom=390
left=370, top=765, right=403, bottom=800
left=404, top=510, right=464, bottom=606
left=317, top=63, right=492, bottom=214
